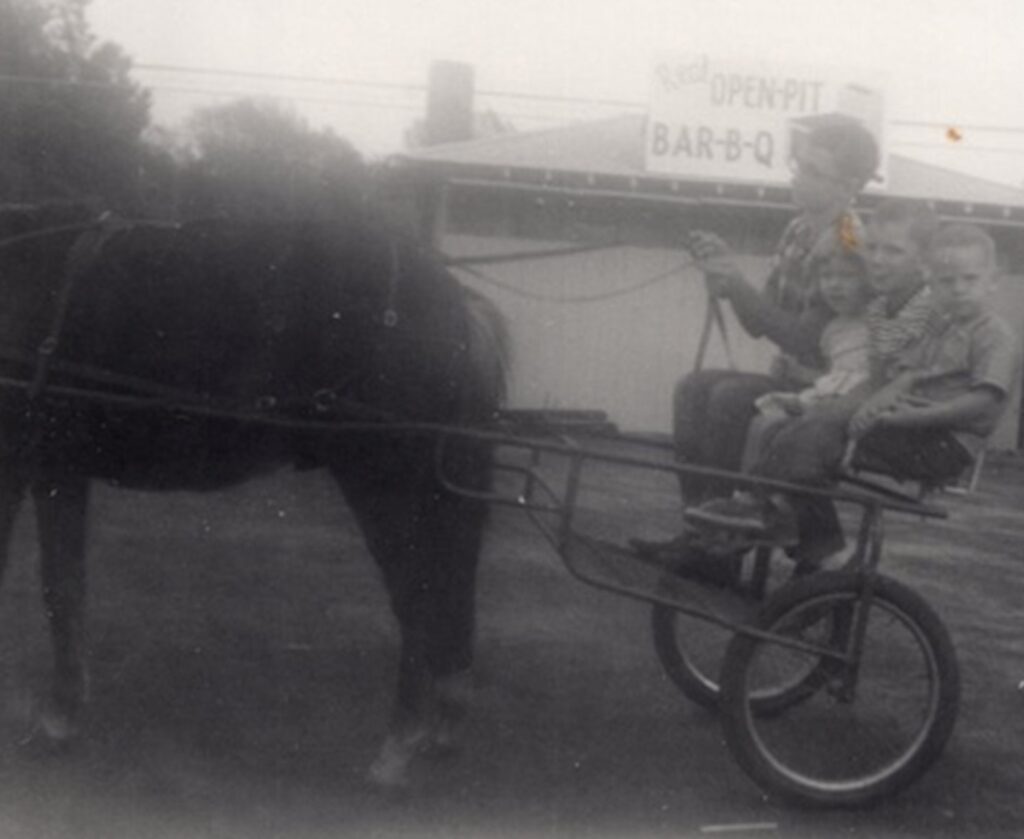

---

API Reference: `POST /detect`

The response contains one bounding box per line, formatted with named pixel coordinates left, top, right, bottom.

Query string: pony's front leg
left=365, top=540, right=441, bottom=790
left=422, top=490, right=488, bottom=756
left=336, top=469, right=454, bottom=789
left=0, top=465, right=28, bottom=584
left=31, top=475, right=90, bottom=743
left=364, top=490, right=485, bottom=787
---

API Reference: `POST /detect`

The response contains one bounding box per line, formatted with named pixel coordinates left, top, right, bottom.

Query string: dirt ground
left=0, top=443, right=1021, bottom=839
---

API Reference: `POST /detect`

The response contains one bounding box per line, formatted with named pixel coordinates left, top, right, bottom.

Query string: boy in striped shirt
left=863, top=199, right=940, bottom=382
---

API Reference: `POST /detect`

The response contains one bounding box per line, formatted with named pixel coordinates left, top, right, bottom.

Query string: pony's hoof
left=37, top=706, right=78, bottom=746
left=367, top=752, right=412, bottom=790
left=421, top=717, right=463, bottom=760
left=367, top=732, right=424, bottom=790
left=39, top=715, right=76, bottom=746
left=16, top=712, right=78, bottom=755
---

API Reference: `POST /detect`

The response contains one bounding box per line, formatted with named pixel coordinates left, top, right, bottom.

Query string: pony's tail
left=460, top=286, right=510, bottom=423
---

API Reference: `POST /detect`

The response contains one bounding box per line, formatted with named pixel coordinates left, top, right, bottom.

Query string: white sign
left=645, top=54, right=887, bottom=187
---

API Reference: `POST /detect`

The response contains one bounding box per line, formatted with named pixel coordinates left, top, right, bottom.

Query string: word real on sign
left=646, top=54, right=886, bottom=186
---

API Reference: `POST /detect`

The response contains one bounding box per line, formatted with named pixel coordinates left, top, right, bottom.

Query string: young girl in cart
left=740, top=243, right=873, bottom=471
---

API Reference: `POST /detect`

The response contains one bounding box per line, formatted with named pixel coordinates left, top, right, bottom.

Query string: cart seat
left=839, top=435, right=984, bottom=509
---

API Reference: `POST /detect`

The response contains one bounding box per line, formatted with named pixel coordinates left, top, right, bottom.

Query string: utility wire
left=134, top=62, right=643, bottom=109
left=134, top=62, right=423, bottom=94
left=892, top=141, right=1024, bottom=156
left=133, top=63, right=1024, bottom=134
left=140, top=83, right=420, bottom=112
left=894, top=120, right=1024, bottom=134
left=0, top=71, right=421, bottom=111
left=8, top=63, right=1024, bottom=139
left=0, top=71, right=128, bottom=91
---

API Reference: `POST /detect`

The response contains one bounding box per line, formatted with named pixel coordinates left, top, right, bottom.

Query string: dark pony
left=0, top=202, right=509, bottom=786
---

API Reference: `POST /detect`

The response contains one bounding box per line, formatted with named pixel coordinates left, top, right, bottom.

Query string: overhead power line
left=135, top=62, right=644, bottom=109
left=893, top=141, right=1024, bottom=156
left=8, top=62, right=1024, bottom=140
left=0, top=71, right=126, bottom=91
left=142, top=83, right=419, bottom=112
left=894, top=120, right=1024, bottom=134
left=133, top=64, right=1024, bottom=133
left=134, top=62, right=423, bottom=94
left=0, top=72, right=420, bottom=113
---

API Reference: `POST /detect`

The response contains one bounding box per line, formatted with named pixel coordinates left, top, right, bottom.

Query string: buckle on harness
left=37, top=337, right=58, bottom=357
left=313, top=389, right=338, bottom=413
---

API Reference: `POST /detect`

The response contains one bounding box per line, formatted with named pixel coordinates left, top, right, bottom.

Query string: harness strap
left=693, top=293, right=737, bottom=372
left=710, top=295, right=737, bottom=370
left=28, top=213, right=128, bottom=401
left=0, top=221, right=97, bottom=253
left=383, top=241, right=400, bottom=328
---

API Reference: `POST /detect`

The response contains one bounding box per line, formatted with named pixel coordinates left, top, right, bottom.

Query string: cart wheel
left=652, top=603, right=729, bottom=709
left=649, top=547, right=748, bottom=709
left=652, top=548, right=818, bottom=713
left=719, top=571, right=960, bottom=807
left=652, top=601, right=833, bottom=714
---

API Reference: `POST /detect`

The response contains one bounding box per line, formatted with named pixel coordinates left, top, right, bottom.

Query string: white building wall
left=444, top=233, right=1021, bottom=450
left=445, top=233, right=775, bottom=434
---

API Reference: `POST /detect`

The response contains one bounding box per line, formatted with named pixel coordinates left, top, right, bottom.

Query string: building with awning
left=387, top=111, right=1024, bottom=447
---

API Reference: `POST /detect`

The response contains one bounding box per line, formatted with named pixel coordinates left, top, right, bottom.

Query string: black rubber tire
left=719, top=571, right=960, bottom=808
left=651, top=603, right=724, bottom=710
left=651, top=548, right=824, bottom=714
left=652, top=599, right=835, bottom=715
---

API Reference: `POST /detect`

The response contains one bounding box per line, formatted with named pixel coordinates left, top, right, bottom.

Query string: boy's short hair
left=871, top=199, right=940, bottom=253
left=805, top=115, right=880, bottom=186
left=927, top=222, right=997, bottom=269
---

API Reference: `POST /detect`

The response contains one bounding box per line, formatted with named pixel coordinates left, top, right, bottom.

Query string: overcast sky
left=87, top=0, right=1024, bottom=188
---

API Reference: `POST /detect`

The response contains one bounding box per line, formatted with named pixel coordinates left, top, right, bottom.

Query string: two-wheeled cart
left=436, top=415, right=961, bottom=808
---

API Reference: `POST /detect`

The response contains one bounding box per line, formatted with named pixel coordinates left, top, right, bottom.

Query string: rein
left=0, top=221, right=99, bottom=253
left=27, top=217, right=126, bottom=400
left=0, top=334, right=401, bottom=432
left=1, top=214, right=129, bottom=454
left=0, top=370, right=409, bottom=437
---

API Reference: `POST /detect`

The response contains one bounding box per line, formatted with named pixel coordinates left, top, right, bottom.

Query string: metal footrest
left=560, top=534, right=760, bottom=625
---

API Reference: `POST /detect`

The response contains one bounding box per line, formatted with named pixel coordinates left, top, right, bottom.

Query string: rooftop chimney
left=422, top=60, right=474, bottom=146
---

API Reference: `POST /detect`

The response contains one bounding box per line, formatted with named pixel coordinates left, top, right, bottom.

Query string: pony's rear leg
left=31, top=475, right=90, bottom=743
left=335, top=469, right=483, bottom=788
left=422, top=491, right=487, bottom=757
